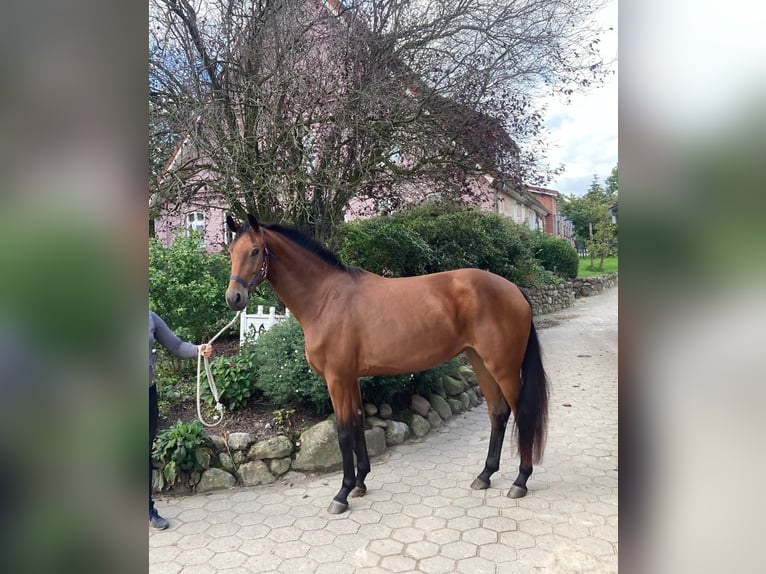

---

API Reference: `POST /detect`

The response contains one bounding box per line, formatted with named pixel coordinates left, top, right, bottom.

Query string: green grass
left=578, top=256, right=618, bottom=277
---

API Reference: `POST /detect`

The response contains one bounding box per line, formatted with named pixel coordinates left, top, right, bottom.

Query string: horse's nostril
left=235, top=293, right=241, bottom=303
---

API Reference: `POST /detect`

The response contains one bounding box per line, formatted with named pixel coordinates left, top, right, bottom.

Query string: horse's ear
left=247, top=213, right=260, bottom=231
left=226, top=215, right=239, bottom=234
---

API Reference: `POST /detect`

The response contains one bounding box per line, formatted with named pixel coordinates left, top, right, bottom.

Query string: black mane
left=244, top=222, right=354, bottom=273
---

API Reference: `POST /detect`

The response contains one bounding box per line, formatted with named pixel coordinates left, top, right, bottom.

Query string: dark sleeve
left=152, top=313, right=199, bottom=359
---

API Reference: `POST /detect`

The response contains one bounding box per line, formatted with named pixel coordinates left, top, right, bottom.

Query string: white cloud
left=541, top=0, right=618, bottom=197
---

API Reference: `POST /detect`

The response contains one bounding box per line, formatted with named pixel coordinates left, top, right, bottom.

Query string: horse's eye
left=251, top=247, right=260, bottom=258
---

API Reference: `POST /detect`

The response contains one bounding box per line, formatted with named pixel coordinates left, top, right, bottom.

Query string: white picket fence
left=239, top=305, right=291, bottom=344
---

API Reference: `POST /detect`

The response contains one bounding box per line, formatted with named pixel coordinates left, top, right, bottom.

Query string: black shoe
left=149, top=511, right=169, bottom=530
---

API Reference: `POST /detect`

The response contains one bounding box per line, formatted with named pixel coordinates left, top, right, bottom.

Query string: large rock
left=378, top=404, right=393, bottom=419
left=411, top=394, right=431, bottom=417
left=364, top=427, right=387, bottom=457
left=237, top=460, right=276, bottom=487
left=458, top=365, right=478, bottom=386
left=364, top=403, right=378, bottom=417
left=269, top=457, right=292, bottom=476
left=218, top=451, right=236, bottom=472
left=366, top=416, right=388, bottom=429
left=197, top=468, right=236, bottom=492
left=227, top=432, right=255, bottom=451
left=410, top=414, right=431, bottom=438
left=466, top=388, right=480, bottom=407
left=443, top=376, right=465, bottom=396
left=426, top=410, right=443, bottom=429
left=248, top=436, right=293, bottom=460
left=458, top=392, right=471, bottom=410
left=447, top=398, right=463, bottom=414
left=428, top=394, right=452, bottom=420
left=292, top=420, right=343, bottom=472
left=384, top=420, right=411, bottom=446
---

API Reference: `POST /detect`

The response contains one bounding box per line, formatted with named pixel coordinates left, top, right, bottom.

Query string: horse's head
left=225, top=213, right=271, bottom=311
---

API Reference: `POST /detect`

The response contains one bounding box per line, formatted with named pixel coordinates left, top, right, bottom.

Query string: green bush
left=201, top=352, right=258, bottom=411
left=337, top=219, right=434, bottom=277
left=251, top=316, right=472, bottom=417
left=337, top=200, right=544, bottom=287
left=152, top=419, right=212, bottom=490
left=250, top=318, right=332, bottom=415
left=149, top=230, right=233, bottom=342
left=531, top=232, right=579, bottom=280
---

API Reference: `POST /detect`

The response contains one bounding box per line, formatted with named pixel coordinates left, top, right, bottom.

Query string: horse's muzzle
left=225, top=285, right=248, bottom=311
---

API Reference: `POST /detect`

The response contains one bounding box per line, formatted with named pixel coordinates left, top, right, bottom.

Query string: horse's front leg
left=326, top=376, right=365, bottom=514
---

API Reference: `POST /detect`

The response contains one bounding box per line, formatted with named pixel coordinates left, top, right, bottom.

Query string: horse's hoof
left=470, top=477, right=490, bottom=490
left=349, top=487, right=367, bottom=498
left=507, top=485, right=528, bottom=499
left=327, top=500, right=349, bottom=514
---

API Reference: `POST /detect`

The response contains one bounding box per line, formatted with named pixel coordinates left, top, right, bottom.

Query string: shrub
left=338, top=200, right=544, bottom=287
left=531, top=232, right=579, bottom=280
left=201, top=352, right=258, bottom=411
left=149, top=230, right=233, bottom=342
left=152, top=419, right=212, bottom=490
left=250, top=318, right=332, bottom=415
left=337, top=219, right=434, bottom=277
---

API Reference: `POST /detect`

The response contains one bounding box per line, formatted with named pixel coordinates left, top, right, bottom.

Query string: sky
left=541, top=1, right=618, bottom=197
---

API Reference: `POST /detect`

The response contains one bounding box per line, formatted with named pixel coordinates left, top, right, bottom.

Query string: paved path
left=150, top=287, right=618, bottom=573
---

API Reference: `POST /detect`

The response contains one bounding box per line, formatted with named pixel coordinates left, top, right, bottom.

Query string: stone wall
left=525, top=273, right=617, bottom=315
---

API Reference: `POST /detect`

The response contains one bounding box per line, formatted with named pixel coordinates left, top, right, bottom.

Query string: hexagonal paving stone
left=378, top=554, right=417, bottom=572
left=272, top=540, right=310, bottom=559
left=367, top=537, right=404, bottom=557
left=307, top=543, right=347, bottom=564
left=478, top=542, right=517, bottom=563
left=417, top=554, right=456, bottom=574
left=176, top=547, right=214, bottom=567
left=148, top=545, right=181, bottom=563
left=413, top=515, right=447, bottom=531
left=425, top=527, right=461, bottom=545
left=518, top=518, right=553, bottom=536
left=391, top=526, right=426, bottom=544
left=207, top=535, right=243, bottom=553
left=208, top=550, right=248, bottom=570
left=440, top=540, right=477, bottom=560
left=276, top=556, right=320, bottom=574
left=456, top=555, right=497, bottom=574
left=299, top=528, right=336, bottom=546
left=461, top=526, right=498, bottom=545
left=498, top=530, right=536, bottom=549
left=404, top=539, right=440, bottom=559
left=269, top=526, right=302, bottom=543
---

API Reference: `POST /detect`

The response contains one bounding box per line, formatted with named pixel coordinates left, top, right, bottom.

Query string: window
left=186, top=212, right=205, bottom=244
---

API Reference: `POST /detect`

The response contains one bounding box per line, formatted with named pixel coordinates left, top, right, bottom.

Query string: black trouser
left=149, top=384, right=158, bottom=516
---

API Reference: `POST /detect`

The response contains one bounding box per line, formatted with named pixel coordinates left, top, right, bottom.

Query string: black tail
left=516, top=303, right=550, bottom=464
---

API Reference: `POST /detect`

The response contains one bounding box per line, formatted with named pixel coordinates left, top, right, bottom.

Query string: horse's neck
left=267, top=236, right=338, bottom=323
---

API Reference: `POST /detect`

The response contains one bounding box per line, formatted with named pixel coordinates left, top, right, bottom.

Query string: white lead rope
left=196, top=311, right=242, bottom=427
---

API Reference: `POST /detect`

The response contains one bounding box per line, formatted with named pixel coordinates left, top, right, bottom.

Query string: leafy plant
left=149, top=230, right=233, bottom=342
left=337, top=200, right=544, bottom=287
left=531, top=232, right=579, bottom=280
left=201, top=352, right=258, bottom=411
left=152, top=419, right=213, bottom=490
left=272, top=408, right=296, bottom=435
left=251, top=318, right=332, bottom=414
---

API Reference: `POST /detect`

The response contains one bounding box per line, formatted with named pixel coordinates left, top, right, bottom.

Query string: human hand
left=199, top=343, right=213, bottom=358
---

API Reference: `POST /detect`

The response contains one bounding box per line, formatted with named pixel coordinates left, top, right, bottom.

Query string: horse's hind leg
left=467, top=350, right=513, bottom=490
left=350, top=382, right=370, bottom=498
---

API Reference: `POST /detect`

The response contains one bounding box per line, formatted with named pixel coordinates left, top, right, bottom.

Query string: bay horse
left=225, top=214, right=549, bottom=514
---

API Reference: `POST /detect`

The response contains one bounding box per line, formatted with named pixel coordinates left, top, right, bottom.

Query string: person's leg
left=149, top=384, right=168, bottom=529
